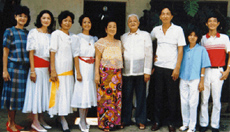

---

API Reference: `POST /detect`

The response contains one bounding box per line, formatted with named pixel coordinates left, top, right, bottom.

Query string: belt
left=210, top=66, right=222, bottom=68
left=49, top=70, right=73, bottom=108
left=79, top=56, right=95, bottom=64
left=34, top=56, right=49, bottom=68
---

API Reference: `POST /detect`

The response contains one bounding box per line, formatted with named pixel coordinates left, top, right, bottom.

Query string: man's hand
left=220, top=70, right=229, bottom=80
left=151, top=68, right=155, bottom=75
left=171, top=67, right=180, bottom=81
left=144, top=74, right=150, bottom=82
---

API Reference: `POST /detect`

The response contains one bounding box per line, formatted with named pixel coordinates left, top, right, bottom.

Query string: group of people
left=1, top=4, right=229, bottom=132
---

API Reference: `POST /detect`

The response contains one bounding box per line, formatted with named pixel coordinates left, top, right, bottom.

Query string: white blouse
left=72, top=33, right=98, bottom=57
left=49, top=30, right=74, bottom=74
left=26, top=28, right=51, bottom=60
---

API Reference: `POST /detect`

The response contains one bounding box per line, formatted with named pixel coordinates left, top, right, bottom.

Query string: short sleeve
left=95, top=40, right=105, bottom=53
left=26, top=29, right=37, bottom=51
left=3, top=29, right=13, bottom=49
left=150, top=28, right=156, bottom=41
left=50, top=31, right=58, bottom=52
left=201, top=47, right=211, bottom=68
left=177, top=27, right=186, bottom=46
left=224, top=35, right=230, bottom=52
left=71, top=35, right=80, bottom=57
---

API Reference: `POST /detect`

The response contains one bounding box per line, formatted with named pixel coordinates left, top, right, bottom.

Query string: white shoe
left=179, top=125, right=188, bottom=131
left=31, top=124, right=47, bottom=132
left=40, top=123, right=52, bottom=129
left=79, top=123, right=87, bottom=132
left=86, top=124, right=90, bottom=129
left=187, top=129, right=196, bottom=132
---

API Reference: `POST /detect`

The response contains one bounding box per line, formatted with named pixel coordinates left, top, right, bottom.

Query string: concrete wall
left=21, top=0, right=230, bottom=33
left=21, top=0, right=84, bottom=34
left=21, top=0, right=151, bottom=33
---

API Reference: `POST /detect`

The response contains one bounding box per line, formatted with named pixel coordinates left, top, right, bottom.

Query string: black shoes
left=212, top=128, right=219, bottom=132
left=151, top=122, right=160, bottom=131
left=168, top=125, right=176, bottom=132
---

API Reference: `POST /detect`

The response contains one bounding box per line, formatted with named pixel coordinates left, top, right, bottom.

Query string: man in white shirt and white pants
left=121, top=14, right=153, bottom=130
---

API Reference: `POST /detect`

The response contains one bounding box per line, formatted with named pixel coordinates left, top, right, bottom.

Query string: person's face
left=206, top=17, right=220, bottom=31
left=159, top=8, right=173, bottom=24
left=105, top=22, right=117, bottom=36
left=15, top=13, right=28, bottom=26
left=41, top=13, right=51, bottom=27
left=61, top=16, right=72, bottom=30
left=188, top=32, right=198, bottom=45
left=82, top=17, right=91, bottom=31
left=127, top=15, right=139, bottom=31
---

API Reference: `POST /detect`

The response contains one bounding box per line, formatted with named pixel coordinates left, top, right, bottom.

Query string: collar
left=206, top=32, right=220, bottom=38
left=128, top=29, right=140, bottom=35
left=185, top=43, right=199, bottom=51
left=160, top=23, right=174, bottom=30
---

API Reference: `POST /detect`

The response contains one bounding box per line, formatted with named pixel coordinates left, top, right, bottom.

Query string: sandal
left=137, top=123, right=145, bottom=130
left=103, top=128, right=110, bottom=131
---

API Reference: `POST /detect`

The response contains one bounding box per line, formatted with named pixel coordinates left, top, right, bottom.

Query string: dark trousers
left=153, top=66, right=179, bottom=125
left=121, top=75, right=147, bottom=125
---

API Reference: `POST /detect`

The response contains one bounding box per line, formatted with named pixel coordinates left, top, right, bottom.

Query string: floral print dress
left=95, top=38, right=123, bottom=130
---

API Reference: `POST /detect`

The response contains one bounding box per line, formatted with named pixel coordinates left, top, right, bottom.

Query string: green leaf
left=184, top=0, right=199, bottom=17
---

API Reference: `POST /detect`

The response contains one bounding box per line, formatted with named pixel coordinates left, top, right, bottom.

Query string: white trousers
left=180, top=79, right=200, bottom=130
left=199, top=68, right=224, bottom=129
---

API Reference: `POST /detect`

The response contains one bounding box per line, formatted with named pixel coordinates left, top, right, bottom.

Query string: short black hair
left=34, top=10, right=54, bottom=32
left=104, top=17, right=117, bottom=29
left=206, top=14, right=219, bottom=23
left=58, top=10, right=75, bottom=27
left=78, top=14, right=92, bottom=26
left=14, top=5, right=31, bottom=27
left=160, top=5, right=174, bottom=16
left=186, top=26, right=201, bottom=44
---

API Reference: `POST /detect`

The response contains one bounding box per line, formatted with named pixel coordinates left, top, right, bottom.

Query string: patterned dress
left=1, top=26, right=29, bottom=110
left=95, top=38, right=123, bottom=130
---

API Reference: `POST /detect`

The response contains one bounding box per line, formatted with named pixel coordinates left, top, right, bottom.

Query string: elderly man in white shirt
left=121, top=14, right=153, bottom=130
left=150, top=7, right=186, bottom=132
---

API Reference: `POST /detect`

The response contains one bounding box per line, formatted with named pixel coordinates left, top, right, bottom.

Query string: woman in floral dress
left=95, top=19, right=123, bottom=131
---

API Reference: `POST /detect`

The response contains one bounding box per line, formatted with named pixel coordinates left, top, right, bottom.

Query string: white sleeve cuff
left=144, top=68, right=151, bottom=75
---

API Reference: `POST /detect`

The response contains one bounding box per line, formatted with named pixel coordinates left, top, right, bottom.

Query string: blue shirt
left=3, top=26, right=29, bottom=68
left=180, top=44, right=211, bottom=80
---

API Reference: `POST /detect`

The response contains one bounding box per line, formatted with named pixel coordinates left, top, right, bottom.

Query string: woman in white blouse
left=71, top=14, right=98, bottom=132
left=22, top=10, right=54, bottom=131
left=49, top=11, right=75, bottom=132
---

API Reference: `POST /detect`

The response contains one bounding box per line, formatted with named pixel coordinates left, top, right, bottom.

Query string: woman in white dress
left=22, top=10, right=54, bottom=132
left=49, top=11, right=75, bottom=132
left=71, top=14, right=98, bottom=132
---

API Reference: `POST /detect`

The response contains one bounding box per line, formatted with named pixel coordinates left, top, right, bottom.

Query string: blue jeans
left=121, top=75, right=147, bottom=125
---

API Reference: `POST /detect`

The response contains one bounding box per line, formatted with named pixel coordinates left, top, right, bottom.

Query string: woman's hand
left=95, top=73, right=100, bottom=85
left=30, top=71, right=36, bottom=83
left=3, top=71, right=11, bottom=82
left=77, top=73, right=82, bottom=81
left=50, top=70, right=58, bottom=82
